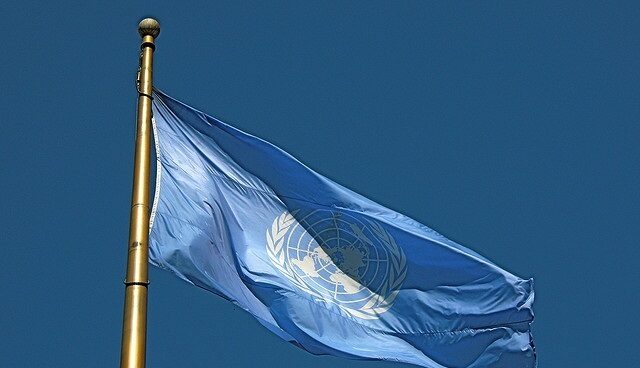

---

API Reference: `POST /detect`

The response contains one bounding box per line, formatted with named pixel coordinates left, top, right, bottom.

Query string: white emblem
left=266, top=210, right=406, bottom=319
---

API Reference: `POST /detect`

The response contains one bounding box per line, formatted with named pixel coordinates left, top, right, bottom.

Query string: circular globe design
left=266, top=210, right=407, bottom=319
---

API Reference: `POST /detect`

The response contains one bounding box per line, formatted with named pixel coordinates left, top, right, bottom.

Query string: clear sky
left=1, top=1, right=638, bottom=367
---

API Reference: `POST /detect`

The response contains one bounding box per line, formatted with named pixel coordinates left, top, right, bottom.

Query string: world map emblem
left=266, top=210, right=407, bottom=319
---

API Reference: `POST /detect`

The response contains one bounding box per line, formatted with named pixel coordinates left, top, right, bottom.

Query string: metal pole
left=120, top=17, right=159, bottom=368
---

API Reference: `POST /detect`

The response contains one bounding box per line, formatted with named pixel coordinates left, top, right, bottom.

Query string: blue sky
left=1, top=1, right=638, bottom=367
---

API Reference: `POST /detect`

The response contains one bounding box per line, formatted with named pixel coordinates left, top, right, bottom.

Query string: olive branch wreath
left=266, top=211, right=407, bottom=320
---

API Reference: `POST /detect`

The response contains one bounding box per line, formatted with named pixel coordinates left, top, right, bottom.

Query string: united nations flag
left=149, top=90, right=536, bottom=368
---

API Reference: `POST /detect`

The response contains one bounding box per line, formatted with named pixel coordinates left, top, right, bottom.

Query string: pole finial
left=138, top=18, right=160, bottom=38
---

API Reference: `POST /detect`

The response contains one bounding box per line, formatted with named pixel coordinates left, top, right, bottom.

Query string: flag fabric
left=148, top=89, right=536, bottom=368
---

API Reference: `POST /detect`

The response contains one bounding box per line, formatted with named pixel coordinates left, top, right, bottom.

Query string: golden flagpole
left=120, top=18, right=159, bottom=368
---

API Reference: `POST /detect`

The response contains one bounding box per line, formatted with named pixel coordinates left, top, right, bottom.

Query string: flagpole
left=120, top=18, right=159, bottom=368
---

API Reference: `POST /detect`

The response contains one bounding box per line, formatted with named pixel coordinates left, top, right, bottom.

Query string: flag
left=148, top=90, right=535, bottom=368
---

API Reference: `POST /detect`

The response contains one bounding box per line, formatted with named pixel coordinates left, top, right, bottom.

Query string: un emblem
left=266, top=210, right=406, bottom=319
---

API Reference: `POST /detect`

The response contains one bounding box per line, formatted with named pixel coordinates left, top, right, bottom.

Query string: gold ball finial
left=138, top=18, right=160, bottom=38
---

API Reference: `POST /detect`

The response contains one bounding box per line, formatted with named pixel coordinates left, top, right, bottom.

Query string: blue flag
left=149, top=90, right=535, bottom=368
